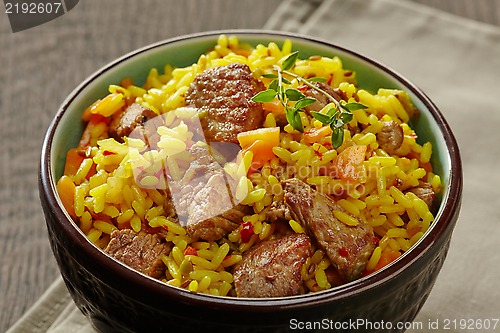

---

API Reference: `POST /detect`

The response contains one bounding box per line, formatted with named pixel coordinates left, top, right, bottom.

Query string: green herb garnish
left=310, top=102, right=367, bottom=149
left=253, top=51, right=315, bottom=133
left=252, top=51, right=367, bottom=148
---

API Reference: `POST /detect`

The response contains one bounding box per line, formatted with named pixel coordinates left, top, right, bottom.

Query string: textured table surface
left=1, top=0, right=499, bottom=331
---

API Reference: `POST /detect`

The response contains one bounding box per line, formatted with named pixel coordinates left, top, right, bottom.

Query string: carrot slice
left=237, top=127, right=280, bottom=172
left=56, top=175, right=77, bottom=218
left=237, top=127, right=280, bottom=148
left=374, top=250, right=401, bottom=271
left=63, top=148, right=85, bottom=176
left=331, top=145, right=367, bottom=181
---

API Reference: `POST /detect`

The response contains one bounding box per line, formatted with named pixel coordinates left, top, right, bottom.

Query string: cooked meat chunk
left=168, top=145, right=247, bottom=241
left=267, top=200, right=292, bottom=223
left=161, top=187, right=178, bottom=221
left=185, top=172, right=239, bottom=241
left=303, top=82, right=347, bottom=114
left=185, top=63, right=265, bottom=143
left=104, top=229, right=172, bottom=278
left=109, top=103, right=157, bottom=142
left=233, top=233, right=312, bottom=298
left=179, top=144, right=222, bottom=187
left=406, top=181, right=436, bottom=210
left=281, top=178, right=376, bottom=282
left=78, top=116, right=108, bottom=149
left=377, top=121, right=404, bottom=154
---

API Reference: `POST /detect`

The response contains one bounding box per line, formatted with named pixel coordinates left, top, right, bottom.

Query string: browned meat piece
left=281, top=178, right=376, bottom=282
left=233, top=233, right=312, bottom=298
left=170, top=144, right=229, bottom=217
left=168, top=145, right=247, bottom=241
left=267, top=200, right=291, bottom=222
left=185, top=63, right=265, bottom=143
left=220, top=204, right=250, bottom=223
left=406, top=181, right=436, bottom=210
left=161, top=187, right=178, bottom=221
left=109, top=103, right=157, bottom=142
left=78, top=116, right=109, bottom=149
left=302, top=82, right=347, bottom=114
left=185, top=172, right=239, bottom=241
left=377, top=121, right=404, bottom=154
left=178, top=144, right=222, bottom=187
left=104, top=229, right=172, bottom=278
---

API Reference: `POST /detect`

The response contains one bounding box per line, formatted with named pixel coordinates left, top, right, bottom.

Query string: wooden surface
left=0, top=0, right=498, bottom=332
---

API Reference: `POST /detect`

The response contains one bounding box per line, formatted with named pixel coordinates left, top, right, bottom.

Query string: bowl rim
left=39, top=29, right=462, bottom=310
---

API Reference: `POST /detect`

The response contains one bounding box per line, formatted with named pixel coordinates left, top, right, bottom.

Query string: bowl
left=39, top=30, right=462, bottom=333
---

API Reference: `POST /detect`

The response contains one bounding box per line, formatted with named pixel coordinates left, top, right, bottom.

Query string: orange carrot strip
left=63, top=148, right=85, bottom=176
left=56, top=175, right=77, bottom=218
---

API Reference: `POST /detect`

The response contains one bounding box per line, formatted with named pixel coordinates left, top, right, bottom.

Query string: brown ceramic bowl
left=39, top=30, right=462, bottom=333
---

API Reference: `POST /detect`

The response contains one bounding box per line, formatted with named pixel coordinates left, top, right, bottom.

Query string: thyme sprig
left=251, top=51, right=368, bottom=149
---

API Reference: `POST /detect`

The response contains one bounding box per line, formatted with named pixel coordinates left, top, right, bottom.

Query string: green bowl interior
left=51, top=32, right=451, bottom=254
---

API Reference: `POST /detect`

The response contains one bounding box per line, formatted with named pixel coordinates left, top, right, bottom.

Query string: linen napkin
left=7, top=0, right=500, bottom=332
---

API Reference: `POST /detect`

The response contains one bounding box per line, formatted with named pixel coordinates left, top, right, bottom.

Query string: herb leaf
left=310, top=111, right=332, bottom=124
left=286, top=109, right=303, bottom=132
left=282, top=51, right=299, bottom=71
left=341, top=102, right=368, bottom=111
left=308, top=77, right=327, bottom=83
left=285, top=89, right=305, bottom=102
left=293, top=111, right=303, bottom=132
left=331, top=127, right=344, bottom=149
left=268, top=79, right=278, bottom=92
left=326, top=107, right=338, bottom=117
left=252, top=49, right=367, bottom=148
left=340, top=112, right=354, bottom=124
left=294, top=97, right=316, bottom=110
left=251, top=89, right=276, bottom=103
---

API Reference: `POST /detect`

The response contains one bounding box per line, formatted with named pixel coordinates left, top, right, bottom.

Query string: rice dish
left=56, top=35, right=441, bottom=297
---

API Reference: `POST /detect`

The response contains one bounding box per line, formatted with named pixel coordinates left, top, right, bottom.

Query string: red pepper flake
left=326, top=75, right=333, bottom=85
left=297, top=84, right=309, bottom=92
left=312, top=146, right=323, bottom=159
left=373, top=237, right=380, bottom=246
left=142, top=221, right=161, bottom=234
left=89, top=113, right=111, bottom=125
left=240, top=221, right=254, bottom=243
left=338, top=247, right=349, bottom=258
left=389, top=178, right=403, bottom=189
left=184, top=246, right=197, bottom=256
left=117, top=221, right=131, bottom=230
left=146, top=226, right=162, bottom=234
left=102, top=150, right=115, bottom=156
left=90, top=212, right=111, bottom=223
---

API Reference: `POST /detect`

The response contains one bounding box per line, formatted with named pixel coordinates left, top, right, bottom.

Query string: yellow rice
left=58, top=34, right=442, bottom=297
